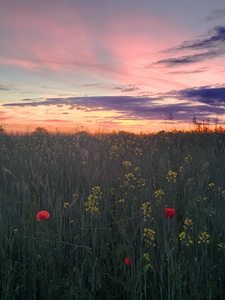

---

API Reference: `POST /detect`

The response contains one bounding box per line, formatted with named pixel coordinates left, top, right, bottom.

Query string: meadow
left=1, top=128, right=225, bottom=299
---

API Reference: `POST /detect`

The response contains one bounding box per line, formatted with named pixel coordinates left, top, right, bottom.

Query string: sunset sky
left=0, top=0, right=225, bottom=133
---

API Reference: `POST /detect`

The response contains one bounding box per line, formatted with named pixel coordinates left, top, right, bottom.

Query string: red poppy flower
left=36, top=210, right=50, bottom=221
left=124, top=257, right=132, bottom=265
left=164, top=208, right=176, bottom=219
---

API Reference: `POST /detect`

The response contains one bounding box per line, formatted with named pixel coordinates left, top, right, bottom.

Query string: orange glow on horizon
left=3, top=119, right=197, bottom=135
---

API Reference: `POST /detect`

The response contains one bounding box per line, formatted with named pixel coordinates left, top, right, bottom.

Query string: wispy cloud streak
left=205, top=9, right=225, bottom=21
left=156, top=26, right=225, bottom=67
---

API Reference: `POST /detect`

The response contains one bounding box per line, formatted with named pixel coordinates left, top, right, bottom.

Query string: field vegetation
left=1, top=127, right=225, bottom=299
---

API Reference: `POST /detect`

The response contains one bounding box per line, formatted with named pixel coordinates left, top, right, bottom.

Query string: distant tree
left=33, top=127, right=49, bottom=134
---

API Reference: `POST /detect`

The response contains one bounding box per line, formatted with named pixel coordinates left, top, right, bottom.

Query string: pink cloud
left=0, top=0, right=182, bottom=87
left=1, top=0, right=223, bottom=114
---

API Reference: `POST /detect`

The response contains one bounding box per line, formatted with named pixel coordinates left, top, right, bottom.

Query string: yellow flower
left=134, top=147, right=143, bottom=156
left=179, top=231, right=193, bottom=246
left=118, top=198, right=125, bottom=203
left=143, top=253, right=151, bottom=270
left=183, top=218, right=193, bottom=230
left=109, top=145, right=120, bottom=159
left=64, top=202, right=70, bottom=209
left=84, top=186, right=102, bottom=215
left=137, top=178, right=146, bottom=188
left=141, top=202, right=153, bottom=222
left=143, top=252, right=150, bottom=260
left=179, top=218, right=194, bottom=246
left=198, top=231, right=210, bottom=244
left=143, top=228, right=156, bottom=247
left=122, top=160, right=132, bottom=167
left=154, top=189, right=165, bottom=199
left=166, top=170, right=177, bottom=183
left=124, top=172, right=136, bottom=181
left=154, top=189, right=165, bottom=206
left=208, top=182, right=216, bottom=190
left=134, top=166, right=141, bottom=173
left=179, top=231, right=186, bottom=241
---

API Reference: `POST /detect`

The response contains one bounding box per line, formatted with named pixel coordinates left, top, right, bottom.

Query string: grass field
left=1, top=129, right=225, bottom=299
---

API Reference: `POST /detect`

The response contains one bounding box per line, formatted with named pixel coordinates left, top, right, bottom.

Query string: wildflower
left=124, top=172, right=136, bottom=182
left=154, top=189, right=165, bottom=206
left=109, top=145, right=120, bottom=159
left=84, top=186, right=102, bottom=215
left=124, top=257, right=132, bottom=265
left=183, top=218, right=193, bottom=230
left=179, top=218, right=194, bottom=245
left=143, top=252, right=150, bottom=261
left=134, top=166, right=141, bottom=173
left=64, top=202, right=70, bottom=209
left=136, top=177, right=146, bottom=188
left=208, top=182, right=216, bottom=191
left=198, top=231, right=210, bottom=244
left=143, top=228, right=156, bottom=246
left=179, top=231, right=186, bottom=241
left=179, top=231, right=193, bottom=246
left=122, top=160, right=132, bottom=167
left=154, top=189, right=165, bottom=199
left=141, top=202, right=153, bottom=222
left=208, top=182, right=215, bottom=189
left=134, top=147, right=143, bottom=155
left=118, top=198, right=125, bottom=203
left=123, top=172, right=136, bottom=189
left=36, top=210, right=50, bottom=221
left=143, top=253, right=151, bottom=270
left=164, top=208, right=176, bottom=219
left=166, top=170, right=177, bottom=183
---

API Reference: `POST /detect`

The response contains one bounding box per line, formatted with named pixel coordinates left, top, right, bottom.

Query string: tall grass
left=1, top=130, right=225, bottom=299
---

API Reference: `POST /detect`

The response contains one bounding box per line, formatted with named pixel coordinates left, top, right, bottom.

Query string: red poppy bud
left=164, top=208, right=176, bottom=219
left=124, top=257, right=132, bottom=265
left=36, top=210, right=50, bottom=221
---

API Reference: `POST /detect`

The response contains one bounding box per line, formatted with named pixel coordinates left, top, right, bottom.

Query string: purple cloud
left=3, top=86, right=225, bottom=123
left=156, top=26, right=225, bottom=67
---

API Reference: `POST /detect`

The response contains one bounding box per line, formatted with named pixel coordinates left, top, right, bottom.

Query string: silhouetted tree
left=33, top=127, right=49, bottom=134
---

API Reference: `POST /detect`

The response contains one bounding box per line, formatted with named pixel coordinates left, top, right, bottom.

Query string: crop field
left=1, top=129, right=225, bottom=299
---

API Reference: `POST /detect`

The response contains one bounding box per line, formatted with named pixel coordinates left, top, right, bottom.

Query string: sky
left=0, top=0, right=225, bottom=133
